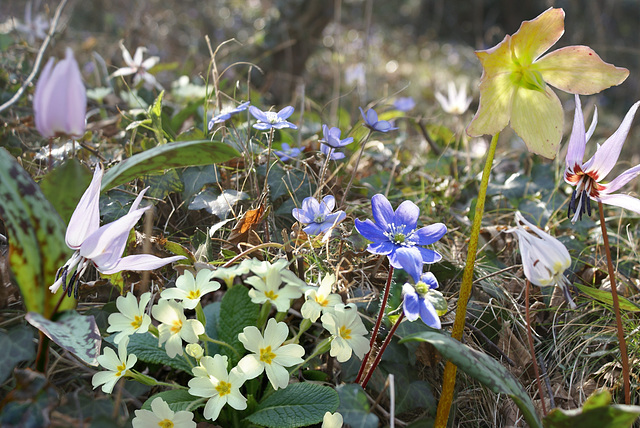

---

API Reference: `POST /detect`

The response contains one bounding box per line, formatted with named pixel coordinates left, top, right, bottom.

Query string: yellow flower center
left=338, top=325, right=351, bottom=340
left=187, top=289, right=201, bottom=300
left=215, top=380, right=232, bottom=397
left=170, top=319, right=183, bottom=334
left=131, top=315, right=143, bottom=329
left=158, top=420, right=174, bottom=428
left=115, top=362, right=127, bottom=377
left=316, top=296, right=329, bottom=307
left=264, top=290, right=279, bottom=300
left=260, top=346, right=277, bottom=365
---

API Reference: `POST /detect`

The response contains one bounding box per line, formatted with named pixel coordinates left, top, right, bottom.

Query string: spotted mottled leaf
left=0, top=148, right=75, bottom=316
left=25, top=311, right=101, bottom=366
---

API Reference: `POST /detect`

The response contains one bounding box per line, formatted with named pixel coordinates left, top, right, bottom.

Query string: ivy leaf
left=181, top=165, right=220, bottom=201
left=0, top=325, right=37, bottom=383
left=245, top=383, right=339, bottom=428
left=141, top=389, right=204, bottom=413
left=336, top=384, right=379, bottom=428
left=217, top=286, right=259, bottom=365
left=25, top=311, right=101, bottom=366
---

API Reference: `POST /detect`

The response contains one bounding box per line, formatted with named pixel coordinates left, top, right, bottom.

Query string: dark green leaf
left=0, top=325, right=37, bottom=383
left=141, top=389, right=204, bottom=412
left=336, top=383, right=379, bottom=428
left=181, top=165, right=220, bottom=201
left=100, top=140, right=240, bottom=191
left=245, top=383, right=339, bottom=428
left=400, top=330, right=542, bottom=428
left=575, top=284, right=640, bottom=312
left=144, top=169, right=184, bottom=200
left=124, top=332, right=193, bottom=372
left=203, top=302, right=221, bottom=355
left=218, top=286, right=259, bottom=364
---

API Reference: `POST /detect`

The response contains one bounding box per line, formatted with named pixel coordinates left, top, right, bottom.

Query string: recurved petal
left=510, top=8, right=565, bottom=63
left=99, top=254, right=185, bottom=275
left=370, top=194, right=394, bottom=229
left=66, top=164, right=103, bottom=249
left=536, top=46, right=629, bottom=95
left=510, top=85, right=563, bottom=159
left=466, top=72, right=515, bottom=138
left=565, top=95, right=587, bottom=169
left=600, top=164, right=640, bottom=195
left=583, top=101, right=640, bottom=179
left=598, top=193, right=640, bottom=214
left=418, top=247, right=442, bottom=264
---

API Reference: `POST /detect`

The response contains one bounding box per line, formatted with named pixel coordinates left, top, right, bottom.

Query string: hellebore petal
left=510, top=8, right=565, bottom=63
left=466, top=72, right=514, bottom=139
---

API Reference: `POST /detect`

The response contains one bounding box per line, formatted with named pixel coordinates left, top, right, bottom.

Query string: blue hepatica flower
left=355, top=194, right=446, bottom=269
left=274, top=143, right=302, bottom=162
left=250, top=105, right=297, bottom=130
left=320, top=124, right=353, bottom=160
left=359, top=107, right=398, bottom=133
left=396, top=247, right=444, bottom=329
left=393, top=97, right=416, bottom=112
left=292, top=195, right=346, bottom=235
left=208, top=101, right=250, bottom=130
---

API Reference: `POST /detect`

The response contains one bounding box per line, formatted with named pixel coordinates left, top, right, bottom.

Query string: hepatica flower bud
left=34, top=47, right=87, bottom=139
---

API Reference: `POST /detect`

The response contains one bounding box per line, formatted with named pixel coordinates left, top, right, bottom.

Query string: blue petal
left=324, top=211, right=346, bottom=226
left=354, top=219, right=386, bottom=242
left=292, top=208, right=313, bottom=224
left=253, top=122, right=272, bottom=130
left=419, top=300, right=441, bottom=329
left=395, top=247, right=423, bottom=283
left=418, top=247, right=442, bottom=264
left=278, top=106, right=294, bottom=120
left=368, top=241, right=395, bottom=256
left=303, top=223, right=326, bottom=236
left=394, top=200, right=420, bottom=232
left=249, top=106, right=267, bottom=122
left=414, top=223, right=447, bottom=245
left=403, top=291, right=420, bottom=321
left=420, top=272, right=439, bottom=289
left=371, top=194, right=394, bottom=230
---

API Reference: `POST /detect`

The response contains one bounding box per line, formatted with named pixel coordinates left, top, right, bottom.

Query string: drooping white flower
left=161, top=269, right=220, bottom=309
left=92, top=337, right=136, bottom=394
left=237, top=318, right=305, bottom=390
left=188, top=355, right=247, bottom=422
left=107, top=292, right=152, bottom=344
left=435, top=81, right=472, bottom=115
left=50, top=165, right=185, bottom=296
left=111, top=40, right=162, bottom=90
left=152, top=299, right=204, bottom=358
left=245, top=259, right=304, bottom=312
left=301, top=274, right=343, bottom=322
left=132, top=397, right=196, bottom=428
left=321, top=303, right=370, bottom=362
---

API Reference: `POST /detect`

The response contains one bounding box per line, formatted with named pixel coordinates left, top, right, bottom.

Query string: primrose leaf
left=141, top=389, right=204, bottom=413
left=336, top=383, right=379, bottom=428
left=218, top=285, right=259, bottom=365
left=120, top=332, right=193, bottom=373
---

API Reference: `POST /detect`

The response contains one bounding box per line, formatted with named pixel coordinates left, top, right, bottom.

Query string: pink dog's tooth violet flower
left=466, top=8, right=628, bottom=159
left=34, top=47, right=87, bottom=139
left=565, top=95, right=640, bottom=223
left=51, top=164, right=185, bottom=297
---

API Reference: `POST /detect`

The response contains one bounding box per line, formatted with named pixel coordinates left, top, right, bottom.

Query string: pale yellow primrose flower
left=185, top=343, right=204, bottom=361
left=245, top=259, right=304, bottom=312
left=237, top=318, right=305, bottom=390
left=322, top=411, right=344, bottom=428
left=301, top=274, right=343, bottom=322
left=107, top=292, right=152, bottom=344
left=161, top=269, right=220, bottom=310
left=321, top=303, right=370, bottom=362
left=92, top=337, right=136, bottom=394
left=188, top=355, right=247, bottom=422
left=132, top=397, right=196, bottom=428
left=466, top=7, right=628, bottom=159
left=152, top=299, right=204, bottom=358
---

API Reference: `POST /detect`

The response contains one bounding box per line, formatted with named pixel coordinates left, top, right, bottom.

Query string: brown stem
left=361, top=312, right=405, bottom=388
left=355, top=264, right=394, bottom=384
left=598, top=201, right=630, bottom=404
left=525, top=279, right=547, bottom=415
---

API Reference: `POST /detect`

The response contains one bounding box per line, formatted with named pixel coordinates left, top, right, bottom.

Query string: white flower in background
left=211, top=263, right=251, bottom=288
left=245, top=259, right=304, bottom=312
left=507, top=211, right=576, bottom=308
left=322, top=411, right=344, bottom=428
left=132, top=397, right=196, bottom=428
left=92, top=337, right=136, bottom=394
left=111, top=40, right=162, bottom=90
left=435, top=81, right=472, bottom=115
left=152, top=299, right=204, bottom=358
left=301, top=274, right=343, bottom=322
left=188, top=355, right=247, bottom=422
left=13, top=1, right=49, bottom=45
left=321, top=303, right=370, bottom=362
left=237, top=318, right=305, bottom=390
left=161, top=270, right=220, bottom=309
left=185, top=343, right=204, bottom=362
left=107, top=292, right=152, bottom=344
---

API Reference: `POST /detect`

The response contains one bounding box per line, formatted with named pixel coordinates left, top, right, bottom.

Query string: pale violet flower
left=208, top=101, right=250, bottom=129
left=565, top=95, right=640, bottom=222
left=14, top=1, right=49, bottom=45
left=245, top=259, right=304, bottom=312
left=274, top=143, right=302, bottom=162
left=152, top=299, right=204, bottom=358
left=237, top=318, right=305, bottom=390
left=34, top=48, right=86, bottom=139
left=92, top=337, right=136, bottom=394
left=507, top=212, right=575, bottom=308
left=393, top=97, right=416, bottom=112
left=301, top=274, right=343, bottom=322
left=132, top=397, right=196, bottom=428
left=292, top=195, right=346, bottom=236
left=160, top=269, right=220, bottom=310
left=50, top=165, right=185, bottom=297
left=321, top=303, right=370, bottom=362
left=359, top=107, right=398, bottom=133
left=435, top=82, right=472, bottom=115
left=111, top=41, right=162, bottom=90
left=249, top=106, right=297, bottom=130
left=188, top=355, right=247, bottom=422
left=107, top=292, right=152, bottom=344
left=322, top=411, right=344, bottom=428
left=320, top=125, right=353, bottom=160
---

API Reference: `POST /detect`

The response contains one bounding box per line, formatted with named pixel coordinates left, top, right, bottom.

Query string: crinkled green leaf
left=544, top=389, right=640, bottom=427
left=245, top=383, right=339, bottom=428
left=101, top=140, right=240, bottom=191
left=123, top=332, right=193, bottom=372
left=25, top=311, right=100, bottom=366
left=0, top=148, right=75, bottom=316
left=336, top=383, right=379, bottom=428
left=141, top=389, right=204, bottom=413
left=575, top=284, right=640, bottom=312
left=38, top=159, right=93, bottom=224
left=0, top=325, right=37, bottom=383
left=203, top=301, right=221, bottom=355
left=401, top=330, right=542, bottom=428
left=218, top=286, right=259, bottom=364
